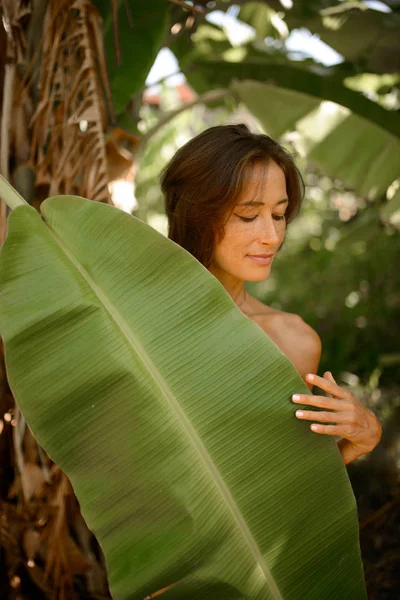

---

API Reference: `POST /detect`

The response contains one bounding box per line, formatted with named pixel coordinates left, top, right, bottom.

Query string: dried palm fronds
left=1, top=384, right=111, bottom=598
left=29, top=0, right=113, bottom=202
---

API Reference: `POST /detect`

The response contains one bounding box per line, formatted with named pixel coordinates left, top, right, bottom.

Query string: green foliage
left=380, top=186, right=400, bottom=227
left=265, top=1, right=400, bottom=74
left=94, top=0, right=170, bottom=114
left=166, top=10, right=399, bottom=203
left=237, top=2, right=286, bottom=40
left=170, top=22, right=233, bottom=101
left=144, top=80, right=397, bottom=202
left=135, top=94, right=230, bottom=226
left=0, top=195, right=367, bottom=599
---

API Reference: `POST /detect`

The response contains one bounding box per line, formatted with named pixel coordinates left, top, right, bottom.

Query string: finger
left=321, top=372, right=336, bottom=398
left=310, top=423, right=359, bottom=439
left=292, top=394, right=346, bottom=411
left=295, top=409, right=351, bottom=424
left=305, top=373, right=350, bottom=399
left=309, top=424, right=348, bottom=436
left=324, top=371, right=337, bottom=384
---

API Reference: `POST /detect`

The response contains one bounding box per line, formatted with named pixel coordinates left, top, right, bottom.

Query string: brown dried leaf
left=30, top=0, right=112, bottom=202
left=22, top=528, right=41, bottom=560
left=68, top=106, right=98, bottom=124
left=62, top=527, right=91, bottom=575
left=24, top=562, right=53, bottom=599
left=21, top=463, right=46, bottom=502
left=7, top=474, right=19, bottom=499
left=23, top=425, right=40, bottom=463
left=106, top=139, right=135, bottom=183
left=44, top=474, right=91, bottom=591
left=109, top=126, right=141, bottom=149
left=11, top=71, right=34, bottom=163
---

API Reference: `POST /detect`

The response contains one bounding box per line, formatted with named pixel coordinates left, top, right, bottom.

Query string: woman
left=160, top=123, right=382, bottom=466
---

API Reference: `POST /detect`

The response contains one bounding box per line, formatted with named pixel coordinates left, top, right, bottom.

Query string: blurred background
left=0, top=0, right=399, bottom=598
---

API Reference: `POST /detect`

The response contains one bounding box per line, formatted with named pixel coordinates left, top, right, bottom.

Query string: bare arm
left=255, top=312, right=381, bottom=465
left=288, top=324, right=382, bottom=465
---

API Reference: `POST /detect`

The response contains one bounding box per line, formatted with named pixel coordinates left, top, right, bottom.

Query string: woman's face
left=210, top=160, right=288, bottom=282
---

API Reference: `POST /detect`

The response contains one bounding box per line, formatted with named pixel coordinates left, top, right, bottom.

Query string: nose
left=258, top=215, right=282, bottom=248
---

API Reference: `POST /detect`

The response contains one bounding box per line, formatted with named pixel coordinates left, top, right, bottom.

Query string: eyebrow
left=236, top=198, right=289, bottom=207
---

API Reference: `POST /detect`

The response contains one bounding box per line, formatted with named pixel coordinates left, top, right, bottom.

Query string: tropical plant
left=0, top=177, right=367, bottom=599
left=168, top=3, right=400, bottom=209
left=1, top=0, right=399, bottom=596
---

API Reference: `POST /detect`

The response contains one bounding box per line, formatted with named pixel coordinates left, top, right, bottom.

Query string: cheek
left=277, top=221, right=287, bottom=238
left=220, top=219, right=287, bottom=249
left=218, top=225, right=249, bottom=255
left=225, top=220, right=253, bottom=243
left=212, top=226, right=245, bottom=267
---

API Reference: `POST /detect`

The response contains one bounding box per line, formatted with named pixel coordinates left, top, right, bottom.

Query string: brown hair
left=160, top=123, right=304, bottom=267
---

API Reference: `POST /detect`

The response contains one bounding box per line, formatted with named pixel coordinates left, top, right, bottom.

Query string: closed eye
left=235, top=214, right=286, bottom=223
left=236, top=215, right=257, bottom=222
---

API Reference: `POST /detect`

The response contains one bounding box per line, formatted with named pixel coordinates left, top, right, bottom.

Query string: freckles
left=225, top=226, right=248, bottom=247
left=236, top=231, right=249, bottom=244
left=236, top=235, right=252, bottom=253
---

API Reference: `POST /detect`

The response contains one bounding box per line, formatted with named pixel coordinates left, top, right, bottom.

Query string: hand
left=292, top=371, right=382, bottom=465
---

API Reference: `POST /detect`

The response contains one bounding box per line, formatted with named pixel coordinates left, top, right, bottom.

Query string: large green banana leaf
left=0, top=195, right=367, bottom=599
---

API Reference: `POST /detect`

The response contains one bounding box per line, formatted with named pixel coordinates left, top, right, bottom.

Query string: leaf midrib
left=43, top=207, right=283, bottom=599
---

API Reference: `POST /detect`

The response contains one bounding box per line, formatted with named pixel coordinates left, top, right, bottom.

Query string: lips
left=248, top=254, right=274, bottom=258
left=247, top=254, right=275, bottom=265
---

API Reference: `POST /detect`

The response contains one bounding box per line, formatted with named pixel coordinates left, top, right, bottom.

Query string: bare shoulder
left=274, top=311, right=321, bottom=349
left=246, top=297, right=322, bottom=379
left=257, top=309, right=320, bottom=349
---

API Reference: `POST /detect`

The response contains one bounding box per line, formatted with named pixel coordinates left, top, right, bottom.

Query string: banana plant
left=93, top=0, right=170, bottom=115
left=0, top=176, right=367, bottom=599
left=169, top=19, right=400, bottom=203
left=230, top=78, right=400, bottom=201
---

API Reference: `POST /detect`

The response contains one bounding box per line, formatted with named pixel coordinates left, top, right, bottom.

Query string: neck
left=208, top=264, right=246, bottom=306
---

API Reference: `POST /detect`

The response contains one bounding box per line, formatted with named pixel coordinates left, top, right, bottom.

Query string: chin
left=246, top=272, right=271, bottom=282
left=242, top=266, right=272, bottom=282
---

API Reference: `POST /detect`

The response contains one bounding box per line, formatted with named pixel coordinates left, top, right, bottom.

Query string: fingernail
left=306, top=374, right=314, bottom=382
left=292, top=394, right=300, bottom=401
left=296, top=411, right=303, bottom=417
left=311, top=424, right=318, bottom=431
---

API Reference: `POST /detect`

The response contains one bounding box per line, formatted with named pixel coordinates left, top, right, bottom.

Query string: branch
left=140, top=87, right=233, bottom=147
left=167, top=0, right=205, bottom=15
